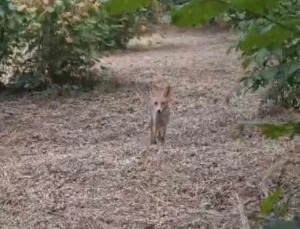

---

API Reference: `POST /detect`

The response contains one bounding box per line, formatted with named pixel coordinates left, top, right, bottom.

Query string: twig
left=221, top=221, right=228, bottom=229
left=137, top=182, right=168, bottom=206
left=235, top=193, right=250, bottom=229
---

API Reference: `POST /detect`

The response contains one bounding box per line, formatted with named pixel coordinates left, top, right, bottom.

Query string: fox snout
left=153, top=101, right=167, bottom=114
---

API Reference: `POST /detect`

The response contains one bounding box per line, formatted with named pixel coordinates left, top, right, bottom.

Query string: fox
left=149, top=84, right=171, bottom=144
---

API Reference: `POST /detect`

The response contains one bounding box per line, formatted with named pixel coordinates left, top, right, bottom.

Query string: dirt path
left=0, top=26, right=298, bottom=229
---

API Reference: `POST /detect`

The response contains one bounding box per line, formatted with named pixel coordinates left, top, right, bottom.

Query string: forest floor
left=1, top=25, right=300, bottom=229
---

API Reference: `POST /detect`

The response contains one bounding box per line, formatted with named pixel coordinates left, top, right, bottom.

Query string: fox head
left=150, top=85, right=171, bottom=114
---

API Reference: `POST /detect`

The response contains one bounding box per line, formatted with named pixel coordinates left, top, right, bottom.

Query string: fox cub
left=149, top=84, right=171, bottom=144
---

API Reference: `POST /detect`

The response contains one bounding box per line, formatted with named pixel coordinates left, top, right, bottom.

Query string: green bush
left=1, top=0, right=103, bottom=91
left=205, top=1, right=300, bottom=108
left=0, top=0, right=164, bottom=93
left=236, top=0, right=300, bottom=108
left=169, top=0, right=300, bottom=108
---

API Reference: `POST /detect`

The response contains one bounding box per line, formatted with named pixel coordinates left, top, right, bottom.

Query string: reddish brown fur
left=149, top=84, right=171, bottom=144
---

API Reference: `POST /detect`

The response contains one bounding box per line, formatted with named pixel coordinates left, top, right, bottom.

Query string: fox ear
left=162, top=85, right=171, bottom=97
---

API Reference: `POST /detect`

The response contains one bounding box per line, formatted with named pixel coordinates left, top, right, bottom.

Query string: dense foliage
left=172, top=0, right=300, bottom=107
left=0, top=0, right=165, bottom=92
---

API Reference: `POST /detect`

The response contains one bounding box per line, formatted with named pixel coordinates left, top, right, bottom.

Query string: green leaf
left=45, top=6, right=55, bottom=13
left=239, top=24, right=292, bottom=52
left=239, top=19, right=300, bottom=52
left=0, top=9, right=5, bottom=17
left=257, top=123, right=295, bottom=139
left=282, top=61, right=300, bottom=81
left=27, top=7, right=37, bottom=13
left=257, top=67, right=280, bottom=82
left=104, top=0, right=151, bottom=15
left=260, top=188, right=282, bottom=216
left=17, top=5, right=26, bottom=12
left=8, top=3, right=16, bottom=11
left=171, top=0, right=229, bottom=28
left=240, top=121, right=300, bottom=139
left=231, top=0, right=283, bottom=14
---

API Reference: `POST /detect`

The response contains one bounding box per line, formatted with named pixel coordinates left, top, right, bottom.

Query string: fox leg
left=159, top=126, right=166, bottom=143
left=162, top=126, right=167, bottom=143
left=150, top=119, right=157, bottom=144
left=157, top=127, right=162, bottom=142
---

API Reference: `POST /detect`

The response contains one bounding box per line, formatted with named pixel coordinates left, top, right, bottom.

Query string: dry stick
left=235, top=193, right=250, bottom=229
left=261, top=158, right=291, bottom=197
left=137, top=182, right=169, bottom=206
left=221, top=221, right=229, bottom=229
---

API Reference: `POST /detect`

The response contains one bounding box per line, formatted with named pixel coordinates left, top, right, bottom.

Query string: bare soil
left=1, top=25, right=300, bottom=229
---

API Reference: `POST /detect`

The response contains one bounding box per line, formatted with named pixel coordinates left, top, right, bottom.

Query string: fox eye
left=154, top=102, right=158, bottom=105
left=161, top=102, right=165, bottom=105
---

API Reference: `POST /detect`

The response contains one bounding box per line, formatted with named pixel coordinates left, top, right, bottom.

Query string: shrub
left=235, top=0, right=300, bottom=108
left=1, top=0, right=110, bottom=91
left=0, top=0, right=165, bottom=93
left=169, top=0, right=300, bottom=108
